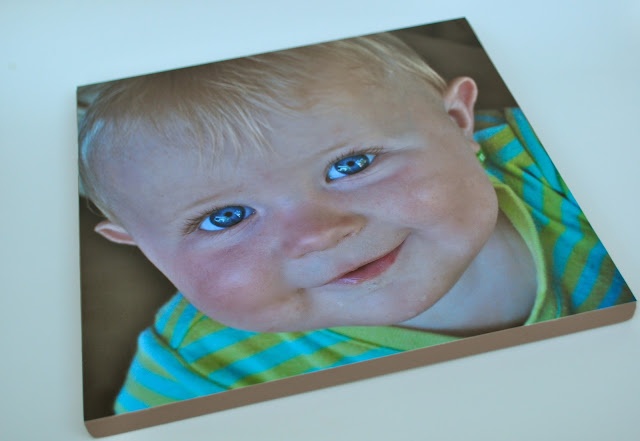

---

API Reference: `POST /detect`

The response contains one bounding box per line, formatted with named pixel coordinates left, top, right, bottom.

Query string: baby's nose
left=280, top=204, right=365, bottom=258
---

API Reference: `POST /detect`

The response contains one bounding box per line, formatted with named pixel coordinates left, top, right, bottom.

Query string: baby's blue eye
left=327, top=153, right=376, bottom=181
left=199, top=206, right=255, bottom=231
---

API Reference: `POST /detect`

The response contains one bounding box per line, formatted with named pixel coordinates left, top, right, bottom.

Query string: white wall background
left=1, top=1, right=639, bottom=440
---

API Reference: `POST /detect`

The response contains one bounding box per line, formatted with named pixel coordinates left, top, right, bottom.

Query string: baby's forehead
left=83, top=34, right=450, bottom=216
left=175, top=63, right=438, bottom=150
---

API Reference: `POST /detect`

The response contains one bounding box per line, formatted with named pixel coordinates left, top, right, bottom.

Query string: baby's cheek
left=178, top=251, right=282, bottom=326
left=384, top=157, right=494, bottom=230
left=377, top=162, right=446, bottom=222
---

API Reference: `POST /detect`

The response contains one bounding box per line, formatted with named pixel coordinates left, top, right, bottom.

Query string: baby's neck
left=400, top=210, right=538, bottom=336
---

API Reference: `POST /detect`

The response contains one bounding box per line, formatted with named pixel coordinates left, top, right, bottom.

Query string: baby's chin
left=204, top=311, right=396, bottom=333
left=251, top=306, right=444, bottom=333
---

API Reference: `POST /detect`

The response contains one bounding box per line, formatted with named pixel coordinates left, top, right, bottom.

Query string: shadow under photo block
left=77, top=18, right=636, bottom=436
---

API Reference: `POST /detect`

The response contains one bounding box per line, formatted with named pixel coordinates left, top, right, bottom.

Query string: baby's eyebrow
left=317, top=139, right=353, bottom=155
left=177, top=190, right=229, bottom=217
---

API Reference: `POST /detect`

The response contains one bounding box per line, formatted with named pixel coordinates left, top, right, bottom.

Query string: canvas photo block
left=77, top=18, right=636, bottom=436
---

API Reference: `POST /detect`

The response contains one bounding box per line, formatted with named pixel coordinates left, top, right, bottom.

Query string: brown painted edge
left=84, top=301, right=636, bottom=438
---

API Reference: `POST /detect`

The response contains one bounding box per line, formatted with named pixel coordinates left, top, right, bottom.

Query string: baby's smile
left=328, top=239, right=405, bottom=285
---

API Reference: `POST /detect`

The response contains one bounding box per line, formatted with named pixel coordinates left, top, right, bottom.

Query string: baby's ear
left=443, top=77, right=478, bottom=138
left=94, top=220, right=137, bottom=246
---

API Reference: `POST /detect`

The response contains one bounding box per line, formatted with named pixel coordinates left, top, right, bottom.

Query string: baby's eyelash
left=326, top=147, right=383, bottom=172
left=183, top=205, right=255, bottom=235
left=182, top=207, right=219, bottom=236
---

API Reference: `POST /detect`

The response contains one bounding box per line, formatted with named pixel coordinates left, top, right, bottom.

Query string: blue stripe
left=209, top=330, right=354, bottom=387
left=494, top=138, right=522, bottom=164
left=557, top=200, right=583, bottom=230
left=510, top=109, right=563, bottom=192
left=115, top=388, right=150, bottom=413
left=551, top=198, right=584, bottom=316
left=519, top=167, right=551, bottom=230
left=598, top=271, right=626, bottom=308
left=182, top=327, right=258, bottom=364
left=474, top=124, right=505, bottom=143
left=138, top=329, right=226, bottom=395
left=169, top=301, right=200, bottom=348
left=522, top=162, right=544, bottom=183
left=475, top=114, right=504, bottom=124
left=286, top=329, right=355, bottom=352
left=571, top=242, right=607, bottom=309
left=521, top=167, right=545, bottom=215
left=484, top=165, right=504, bottom=183
left=155, top=294, right=184, bottom=335
left=129, top=357, right=197, bottom=401
left=511, top=108, right=581, bottom=209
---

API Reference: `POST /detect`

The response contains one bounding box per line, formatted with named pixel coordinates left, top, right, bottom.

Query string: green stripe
left=158, top=297, right=189, bottom=339
left=179, top=314, right=222, bottom=347
left=334, top=325, right=457, bottom=350
left=137, top=349, right=174, bottom=381
left=481, top=126, right=514, bottom=154
left=123, top=378, right=178, bottom=408
left=190, top=332, right=300, bottom=376
left=230, top=338, right=378, bottom=387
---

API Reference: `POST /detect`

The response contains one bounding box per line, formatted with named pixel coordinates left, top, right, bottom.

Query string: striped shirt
left=113, top=108, right=634, bottom=413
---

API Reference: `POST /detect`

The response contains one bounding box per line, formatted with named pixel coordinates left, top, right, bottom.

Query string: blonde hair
left=78, top=32, right=446, bottom=218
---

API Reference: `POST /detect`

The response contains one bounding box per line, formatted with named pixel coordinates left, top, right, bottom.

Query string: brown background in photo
left=79, top=18, right=518, bottom=420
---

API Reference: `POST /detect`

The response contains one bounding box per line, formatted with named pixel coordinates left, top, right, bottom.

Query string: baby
left=78, top=32, right=633, bottom=413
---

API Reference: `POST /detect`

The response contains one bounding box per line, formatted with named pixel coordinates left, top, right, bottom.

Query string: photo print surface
left=78, top=18, right=636, bottom=436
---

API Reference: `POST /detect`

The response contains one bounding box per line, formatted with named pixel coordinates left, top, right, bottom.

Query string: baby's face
left=97, top=73, right=498, bottom=332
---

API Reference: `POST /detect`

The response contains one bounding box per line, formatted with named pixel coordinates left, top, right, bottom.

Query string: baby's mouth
left=330, top=241, right=404, bottom=285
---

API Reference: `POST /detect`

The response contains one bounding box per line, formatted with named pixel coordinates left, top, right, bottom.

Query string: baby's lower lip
left=331, top=242, right=404, bottom=285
